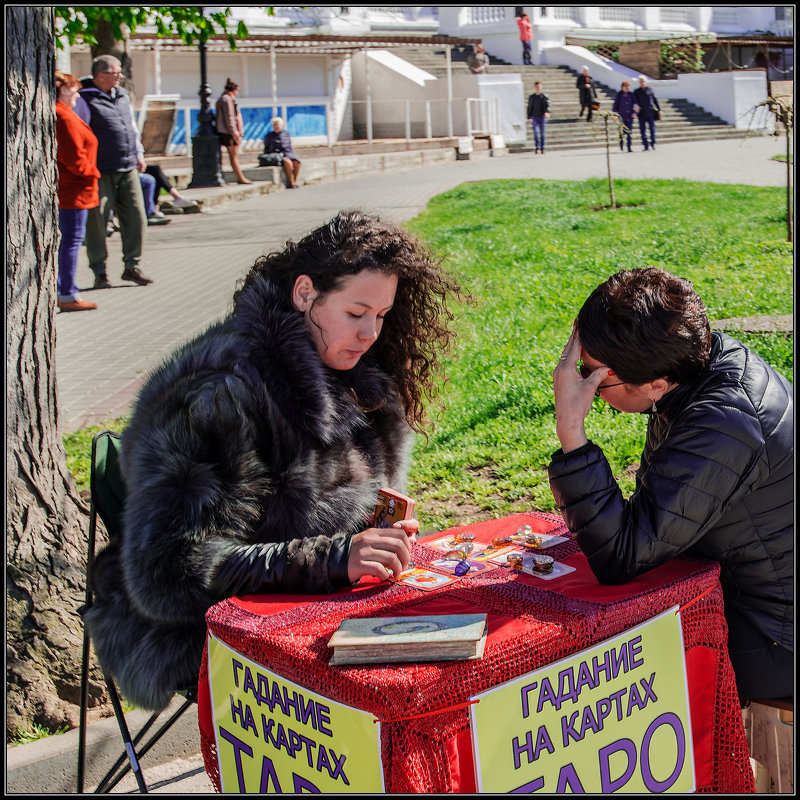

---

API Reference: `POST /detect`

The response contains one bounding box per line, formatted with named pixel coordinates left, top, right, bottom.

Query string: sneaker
left=147, top=215, right=171, bottom=226
left=121, top=268, right=154, bottom=286
left=173, top=197, right=199, bottom=209
left=93, top=274, right=112, bottom=290
left=58, top=298, right=98, bottom=312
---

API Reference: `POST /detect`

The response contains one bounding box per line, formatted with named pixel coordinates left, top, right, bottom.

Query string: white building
left=58, top=7, right=791, bottom=151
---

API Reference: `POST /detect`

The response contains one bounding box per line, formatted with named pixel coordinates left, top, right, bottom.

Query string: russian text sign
left=470, top=607, right=694, bottom=793
left=208, top=634, right=385, bottom=793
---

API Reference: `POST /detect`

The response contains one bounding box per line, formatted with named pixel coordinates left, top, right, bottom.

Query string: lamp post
left=188, top=25, right=226, bottom=187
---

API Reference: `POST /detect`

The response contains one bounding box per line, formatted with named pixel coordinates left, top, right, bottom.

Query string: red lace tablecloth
left=198, top=512, right=754, bottom=793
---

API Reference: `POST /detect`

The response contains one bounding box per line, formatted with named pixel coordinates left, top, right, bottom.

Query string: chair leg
left=77, top=627, right=93, bottom=793
left=97, top=697, right=195, bottom=793
left=104, top=678, right=149, bottom=793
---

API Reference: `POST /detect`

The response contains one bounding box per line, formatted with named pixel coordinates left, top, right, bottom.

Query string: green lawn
left=404, top=178, right=793, bottom=529
left=64, top=179, right=793, bottom=533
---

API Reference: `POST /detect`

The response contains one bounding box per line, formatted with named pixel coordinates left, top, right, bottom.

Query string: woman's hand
left=552, top=328, right=609, bottom=453
left=347, top=527, right=414, bottom=583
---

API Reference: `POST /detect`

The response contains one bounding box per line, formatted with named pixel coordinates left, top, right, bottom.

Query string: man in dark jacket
left=549, top=268, right=793, bottom=701
left=527, top=81, right=551, bottom=154
left=79, top=55, right=153, bottom=288
left=576, top=66, right=597, bottom=121
left=632, top=74, right=661, bottom=151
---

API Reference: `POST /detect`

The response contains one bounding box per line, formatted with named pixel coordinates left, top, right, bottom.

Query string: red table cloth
left=198, top=512, right=754, bottom=793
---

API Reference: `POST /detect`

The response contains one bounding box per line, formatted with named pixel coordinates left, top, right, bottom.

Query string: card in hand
left=373, top=488, right=415, bottom=529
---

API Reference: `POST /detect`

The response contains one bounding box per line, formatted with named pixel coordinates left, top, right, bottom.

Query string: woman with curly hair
left=84, top=210, right=466, bottom=711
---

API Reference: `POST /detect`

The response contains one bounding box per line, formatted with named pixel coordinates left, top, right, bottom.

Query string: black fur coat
left=84, top=277, right=412, bottom=710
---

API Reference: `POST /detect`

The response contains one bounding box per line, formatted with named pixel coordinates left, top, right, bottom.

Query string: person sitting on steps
left=262, top=117, right=302, bottom=189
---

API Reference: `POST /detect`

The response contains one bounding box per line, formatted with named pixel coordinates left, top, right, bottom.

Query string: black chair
left=77, top=430, right=196, bottom=793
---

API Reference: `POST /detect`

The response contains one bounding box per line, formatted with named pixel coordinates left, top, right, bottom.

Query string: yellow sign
left=470, top=607, right=694, bottom=793
left=208, top=634, right=385, bottom=793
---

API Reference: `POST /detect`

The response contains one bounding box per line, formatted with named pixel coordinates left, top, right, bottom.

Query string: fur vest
left=84, top=277, right=412, bottom=710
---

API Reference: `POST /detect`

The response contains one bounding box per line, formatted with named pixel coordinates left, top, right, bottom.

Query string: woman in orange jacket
left=55, top=71, right=101, bottom=311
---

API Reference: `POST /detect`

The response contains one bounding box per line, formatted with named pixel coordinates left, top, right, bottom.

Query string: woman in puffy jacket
left=84, top=210, right=465, bottom=710
left=549, top=267, right=792, bottom=700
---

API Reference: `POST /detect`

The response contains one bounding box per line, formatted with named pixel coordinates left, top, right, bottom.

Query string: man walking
left=80, top=55, right=153, bottom=288
left=633, top=75, right=662, bottom=151
left=527, top=81, right=551, bottom=154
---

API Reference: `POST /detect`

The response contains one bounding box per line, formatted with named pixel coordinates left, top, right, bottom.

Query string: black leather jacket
left=549, top=333, right=793, bottom=650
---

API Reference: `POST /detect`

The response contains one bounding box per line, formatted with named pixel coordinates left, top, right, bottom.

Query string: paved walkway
left=56, top=135, right=789, bottom=431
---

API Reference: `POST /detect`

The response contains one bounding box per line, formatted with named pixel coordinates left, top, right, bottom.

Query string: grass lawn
left=63, top=179, right=793, bottom=533
left=404, top=178, right=793, bottom=530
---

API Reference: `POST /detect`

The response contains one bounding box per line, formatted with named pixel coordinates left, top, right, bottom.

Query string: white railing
left=465, top=7, right=508, bottom=26
left=553, top=7, right=580, bottom=23
left=599, top=7, right=638, bottom=24
left=660, top=7, right=691, bottom=26
left=465, top=98, right=500, bottom=138
left=711, top=9, right=740, bottom=29
left=769, top=19, right=794, bottom=36
left=345, top=97, right=495, bottom=142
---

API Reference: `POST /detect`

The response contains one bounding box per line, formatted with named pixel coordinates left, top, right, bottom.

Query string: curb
left=6, top=696, right=201, bottom=794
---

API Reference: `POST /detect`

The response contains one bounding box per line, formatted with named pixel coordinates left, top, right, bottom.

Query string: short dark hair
left=576, top=268, right=711, bottom=385
left=232, top=210, right=467, bottom=432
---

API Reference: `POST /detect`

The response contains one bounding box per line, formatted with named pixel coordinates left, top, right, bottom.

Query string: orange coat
left=55, top=101, right=100, bottom=209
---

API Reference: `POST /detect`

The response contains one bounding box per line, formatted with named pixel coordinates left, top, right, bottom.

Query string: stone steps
left=387, top=51, right=745, bottom=150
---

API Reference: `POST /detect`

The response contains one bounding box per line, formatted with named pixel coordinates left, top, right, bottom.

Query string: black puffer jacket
left=549, top=333, right=793, bottom=650
left=84, top=277, right=412, bottom=710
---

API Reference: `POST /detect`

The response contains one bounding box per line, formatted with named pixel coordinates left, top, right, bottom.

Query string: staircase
left=388, top=46, right=746, bottom=151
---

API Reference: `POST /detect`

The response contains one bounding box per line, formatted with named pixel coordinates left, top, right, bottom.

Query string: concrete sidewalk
left=24, top=134, right=789, bottom=794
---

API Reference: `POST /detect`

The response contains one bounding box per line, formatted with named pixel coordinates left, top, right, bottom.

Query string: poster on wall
left=470, top=607, right=695, bottom=793
left=208, top=634, right=385, bottom=794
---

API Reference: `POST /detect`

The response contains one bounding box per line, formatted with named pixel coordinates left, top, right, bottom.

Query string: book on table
left=328, top=613, right=488, bottom=665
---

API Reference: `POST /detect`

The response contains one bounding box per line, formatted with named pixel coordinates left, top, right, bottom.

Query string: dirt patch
left=590, top=202, right=647, bottom=211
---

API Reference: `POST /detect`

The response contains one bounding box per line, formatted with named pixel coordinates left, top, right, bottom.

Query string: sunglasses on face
left=578, top=361, right=625, bottom=394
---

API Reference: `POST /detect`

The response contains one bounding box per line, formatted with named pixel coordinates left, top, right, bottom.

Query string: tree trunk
left=604, top=116, right=616, bottom=208
left=90, top=18, right=136, bottom=99
left=6, top=6, right=105, bottom=741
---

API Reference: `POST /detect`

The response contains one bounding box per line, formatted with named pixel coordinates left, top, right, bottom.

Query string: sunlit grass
left=62, top=180, right=792, bottom=534
left=405, top=178, right=793, bottom=530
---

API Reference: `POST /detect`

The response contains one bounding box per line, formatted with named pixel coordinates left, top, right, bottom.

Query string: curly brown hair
left=232, top=210, right=467, bottom=433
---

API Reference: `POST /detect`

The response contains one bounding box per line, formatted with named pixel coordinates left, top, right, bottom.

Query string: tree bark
left=6, top=6, right=105, bottom=741
left=90, top=18, right=136, bottom=99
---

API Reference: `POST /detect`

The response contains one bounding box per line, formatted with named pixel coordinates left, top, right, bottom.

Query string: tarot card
left=373, top=488, right=415, bottom=529
left=429, top=558, right=499, bottom=576
left=509, top=531, right=570, bottom=549
left=393, top=566, right=460, bottom=591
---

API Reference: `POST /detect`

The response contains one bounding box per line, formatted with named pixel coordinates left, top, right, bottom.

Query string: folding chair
left=77, top=430, right=196, bottom=793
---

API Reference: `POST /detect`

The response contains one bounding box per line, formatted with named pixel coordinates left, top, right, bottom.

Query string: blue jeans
left=619, top=116, right=634, bottom=150
left=140, top=172, right=157, bottom=217
left=639, top=116, right=657, bottom=149
left=531, top=116, right=546, bottom=151
left=58, top=208, right=89, bottom=301
left=521, top=40, right=532, bottom=65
